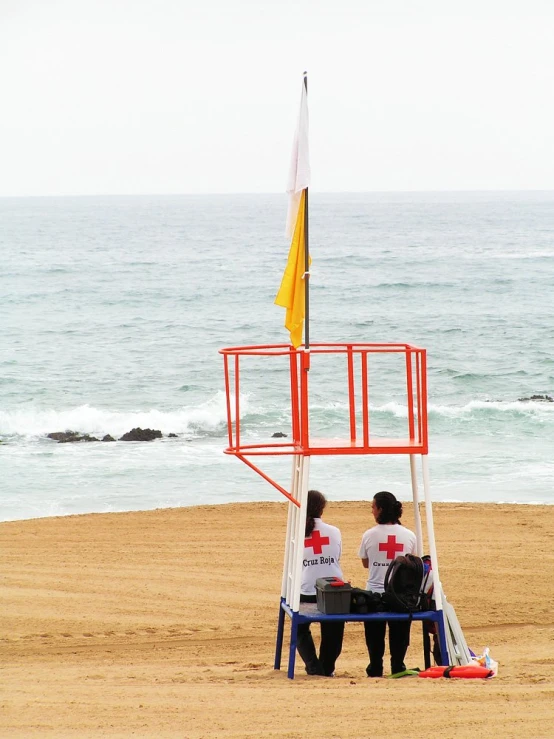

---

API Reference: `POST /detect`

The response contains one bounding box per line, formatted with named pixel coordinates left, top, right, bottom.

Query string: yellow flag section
left=274, top=190, right=308, bottom=348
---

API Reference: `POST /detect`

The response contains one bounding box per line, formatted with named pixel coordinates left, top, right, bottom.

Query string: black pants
left=296, top=595, right=345, bottom=676
left=364, top=619, right=411, bottom=677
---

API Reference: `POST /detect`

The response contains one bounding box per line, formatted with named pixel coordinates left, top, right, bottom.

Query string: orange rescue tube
left=418, top=665, right=493, bottom=679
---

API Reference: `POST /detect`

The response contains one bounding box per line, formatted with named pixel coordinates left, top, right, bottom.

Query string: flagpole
left=274, top=71, right=311, bottom=354
left=303, top=71, right=310, bottom=354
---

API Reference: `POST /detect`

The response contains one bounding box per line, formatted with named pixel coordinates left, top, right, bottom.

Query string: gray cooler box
left=315, top=577, right=352, bottom=614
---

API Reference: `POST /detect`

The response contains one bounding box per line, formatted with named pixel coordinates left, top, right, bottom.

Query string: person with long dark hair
left=297, top=489, right=345, bottom=676
left=358, top=491, right=417, bottom=677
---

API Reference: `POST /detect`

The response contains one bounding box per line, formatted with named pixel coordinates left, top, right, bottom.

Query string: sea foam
left=0, top=392, right=236, bottom=439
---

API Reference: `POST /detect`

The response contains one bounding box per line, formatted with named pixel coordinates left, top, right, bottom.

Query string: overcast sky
left=1, top=0, right=554, bottom=196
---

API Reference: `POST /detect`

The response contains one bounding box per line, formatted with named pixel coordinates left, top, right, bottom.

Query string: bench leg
left=274, top=600, right=286, bottom=670
left=423, top=626, right=431, bottom=669
left=287, top=612, right=299, bottom=679
left=436, top=611, right=449, bottom=665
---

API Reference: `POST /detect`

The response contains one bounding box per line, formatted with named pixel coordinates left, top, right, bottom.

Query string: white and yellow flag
left=275, top=77, right=310, bottom=348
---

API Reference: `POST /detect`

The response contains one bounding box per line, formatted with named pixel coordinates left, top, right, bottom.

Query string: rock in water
left=47, top=431, right=78, bottom=441
left=119, top=428, right=163, bottom=442
left=47, top=431, right=99, bottom=443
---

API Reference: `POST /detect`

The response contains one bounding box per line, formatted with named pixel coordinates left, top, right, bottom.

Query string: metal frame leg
left=423, top=627, right=431, bottom=669
left=287, top=612, right=299, bottom=679
left=436, top=611, right=448, bottom=665
left=274, top=600, right=286, bottom=670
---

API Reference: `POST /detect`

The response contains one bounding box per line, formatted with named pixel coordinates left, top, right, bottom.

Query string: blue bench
left=275, top=598, right=448, bottom=679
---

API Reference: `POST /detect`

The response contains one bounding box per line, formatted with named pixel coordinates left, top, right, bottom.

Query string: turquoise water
left=1, top=192, right=553, bottom=521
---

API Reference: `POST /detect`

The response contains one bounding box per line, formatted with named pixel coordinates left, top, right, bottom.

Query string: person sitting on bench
left=358, top=491, right=416, bottom=677
left=297, top=489, right=345, bottom=676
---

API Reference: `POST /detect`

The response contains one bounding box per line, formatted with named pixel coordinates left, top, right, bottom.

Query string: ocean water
left=1, top=191, right=553, bottom=522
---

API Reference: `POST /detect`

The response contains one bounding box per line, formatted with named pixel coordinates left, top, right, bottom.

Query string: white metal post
left=284, top=455, right=303, bottom=605
left=281, top=455, right=299, bottom=599
left=421, top=454, right=443, bottom=611
left=290, top=456, right=310, bottom=612
left=409, top=454, right=424, bottom=556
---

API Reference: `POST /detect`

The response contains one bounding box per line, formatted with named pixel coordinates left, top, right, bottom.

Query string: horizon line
left=2, top=187, right=554, bottom=199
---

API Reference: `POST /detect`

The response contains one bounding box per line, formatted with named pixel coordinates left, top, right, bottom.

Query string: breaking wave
left=0, top=392, right=235, bottom=440
left=2, top=394, right=552, bottom=444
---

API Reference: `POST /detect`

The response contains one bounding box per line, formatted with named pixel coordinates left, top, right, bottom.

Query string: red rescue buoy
left=418, top=665, right=493, bottom=679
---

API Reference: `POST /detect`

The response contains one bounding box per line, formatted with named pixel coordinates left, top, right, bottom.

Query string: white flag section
left=285, top=79, right=310, bottom=239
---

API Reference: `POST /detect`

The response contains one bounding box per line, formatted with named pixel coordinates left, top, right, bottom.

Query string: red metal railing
left=220, top=343, right=428, bottom=459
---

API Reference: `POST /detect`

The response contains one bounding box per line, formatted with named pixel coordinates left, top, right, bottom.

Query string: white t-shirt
left=357, top=523, right=417, bottom=593
left=301, top=518, right=343, bottom=595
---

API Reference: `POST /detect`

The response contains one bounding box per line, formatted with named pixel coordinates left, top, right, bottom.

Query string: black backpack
left=382, top=554, right=429, bottom=613
left=350, top=587, right=383, bottom=614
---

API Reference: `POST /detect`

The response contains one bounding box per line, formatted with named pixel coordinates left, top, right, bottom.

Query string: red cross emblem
left=379, top=535, right=404, bottom=560
left=305, top=529, right=330, bottom=554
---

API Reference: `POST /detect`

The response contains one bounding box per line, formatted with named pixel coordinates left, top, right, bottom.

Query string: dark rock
left=168, top=433, right=178, bottom=438
left=119, top=427, right=163, bottom=442
left=102, top=434, right=116, bottom=442
left=517, top=394, right=553, bottom=403
left=48, top=431, right=99, bottom=443
left=60, top=434, right=99, bottom=443
left=272, top=432, right=287, bottom=438
left=47, top=431, right=78, bottom=441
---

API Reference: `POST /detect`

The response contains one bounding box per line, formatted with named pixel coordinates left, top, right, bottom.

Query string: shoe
left=366, top=664, right=383, bottom=678
left=391, top=662, right=407, bottom=674
left=305, top=660, right=325, bottom=676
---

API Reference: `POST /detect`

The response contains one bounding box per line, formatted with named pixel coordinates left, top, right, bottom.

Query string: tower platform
left=220, top=342, right=428, bottom=462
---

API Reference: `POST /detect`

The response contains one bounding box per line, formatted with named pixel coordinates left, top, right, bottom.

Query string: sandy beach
left=2, top=500, right=554, bottom=738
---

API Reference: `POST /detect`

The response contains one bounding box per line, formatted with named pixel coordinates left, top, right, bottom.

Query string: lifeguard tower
left=220, top=342, right=468, bottom=678
left=219, top=73, right=469, bottom=678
